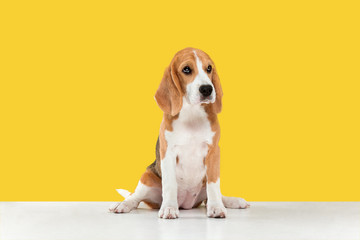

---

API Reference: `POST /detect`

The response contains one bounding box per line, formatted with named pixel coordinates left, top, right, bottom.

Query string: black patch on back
left=147, top=136, right=162, bottom=178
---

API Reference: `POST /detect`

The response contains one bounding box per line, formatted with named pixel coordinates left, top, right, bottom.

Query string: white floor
left=0, top=202, right=359, bottom=240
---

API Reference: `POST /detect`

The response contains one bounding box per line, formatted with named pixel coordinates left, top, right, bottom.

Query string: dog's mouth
left=200, top=96, right=213, bottom=104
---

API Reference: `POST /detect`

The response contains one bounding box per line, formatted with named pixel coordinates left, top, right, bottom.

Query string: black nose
left=199, top=85, right=213, bottom=97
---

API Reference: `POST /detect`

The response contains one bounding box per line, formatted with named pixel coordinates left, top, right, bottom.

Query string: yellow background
left=0, top=0, right=359, bottom=201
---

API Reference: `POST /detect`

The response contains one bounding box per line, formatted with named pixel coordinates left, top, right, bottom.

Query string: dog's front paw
left=158, top=206, right=179, bottom=219
left=207, top=205, right=227, bottom=218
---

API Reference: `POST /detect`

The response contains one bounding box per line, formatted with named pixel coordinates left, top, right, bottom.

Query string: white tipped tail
left=116, top=189, right=131, bottom=199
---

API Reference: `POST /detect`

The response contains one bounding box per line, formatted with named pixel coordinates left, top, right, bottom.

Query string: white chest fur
left=164, top=99, right=215, bottom=208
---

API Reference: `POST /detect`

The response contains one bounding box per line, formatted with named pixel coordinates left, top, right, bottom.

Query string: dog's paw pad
left=158, top=206, right=179, bottom=219
left=207, top=205, right=227, bottom=218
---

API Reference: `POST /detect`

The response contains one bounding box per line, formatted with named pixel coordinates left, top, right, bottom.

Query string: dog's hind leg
left=222, top=195, right=250, bottom=209
left=109, top=169, right=162, bottom=213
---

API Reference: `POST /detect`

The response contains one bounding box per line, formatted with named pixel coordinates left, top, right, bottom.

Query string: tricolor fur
left=109, top=48, right=249, bottom=219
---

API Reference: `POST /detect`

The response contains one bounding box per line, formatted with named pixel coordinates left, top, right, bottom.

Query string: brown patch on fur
left=203, top=104, right=222, bottom=183
left=204, top=145, right=221, bottom=183
left=159, top=122, right=168, bottom=161
left=143, top=200, right=161, bottom=209
left=163, top=113, right=179, bottom=132
left=155, top=65, right=183, bottom=116
left=211, top=66, right=223, bottom=114
left=204, top=105, right=221, bottom=139
left=140, top=169, right=162, bottom=188
left=202, top=176, right=207, bottom=187
left=158, top=113, right=179, bottom=161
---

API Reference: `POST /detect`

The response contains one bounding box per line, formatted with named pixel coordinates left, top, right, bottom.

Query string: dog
left=109, top=48, right=249, bottom=219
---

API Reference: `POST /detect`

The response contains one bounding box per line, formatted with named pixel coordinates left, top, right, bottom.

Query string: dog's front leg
left=158, top=149, right=179, bottom=219
left=205, top=145, right=227, bottom=218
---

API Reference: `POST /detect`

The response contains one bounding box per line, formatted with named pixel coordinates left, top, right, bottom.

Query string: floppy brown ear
left=155, top=64, right=183, bottom=116
left=212, top=67, right=223, bottom=114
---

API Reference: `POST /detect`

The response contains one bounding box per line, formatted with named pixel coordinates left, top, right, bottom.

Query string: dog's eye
left=207, top=65, right=212, bottom=73
left=182, top=66, right=191, bottom=75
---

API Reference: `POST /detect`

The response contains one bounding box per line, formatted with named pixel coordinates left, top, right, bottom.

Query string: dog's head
left=155, top=48, right=223, bottom=116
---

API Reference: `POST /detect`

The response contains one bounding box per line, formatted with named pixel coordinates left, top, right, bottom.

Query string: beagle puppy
left=110, top=48, right=249, bottom=219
